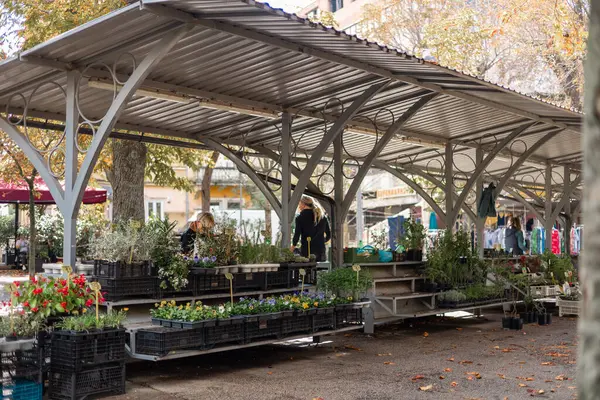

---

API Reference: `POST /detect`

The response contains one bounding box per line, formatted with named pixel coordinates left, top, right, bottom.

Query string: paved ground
left=108, top=310, right=578, bottom=400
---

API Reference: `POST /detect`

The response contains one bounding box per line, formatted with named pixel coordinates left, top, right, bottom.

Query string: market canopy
left=0, top=0, right=583, bottom=265
left=0, top=179, right=107, bottom=205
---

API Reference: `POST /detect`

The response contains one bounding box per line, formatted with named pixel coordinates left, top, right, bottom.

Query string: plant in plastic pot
left=317, top=268, right=372, bottom=300
left=400, top=219, right=426, bottom=261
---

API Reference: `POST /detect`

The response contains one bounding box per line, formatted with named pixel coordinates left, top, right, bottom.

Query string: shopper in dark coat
left=291, top=196, right=331, bottom=262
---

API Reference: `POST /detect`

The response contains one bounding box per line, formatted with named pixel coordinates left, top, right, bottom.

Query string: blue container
left=2, top=380, right=43, bottom=400
left=378, top=250, right=393, bottom=263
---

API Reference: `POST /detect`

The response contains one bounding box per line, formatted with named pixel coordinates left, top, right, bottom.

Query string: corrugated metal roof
left=0, top=0, right=582, bottom=192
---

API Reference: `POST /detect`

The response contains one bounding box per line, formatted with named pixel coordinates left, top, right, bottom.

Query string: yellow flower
left=186, top=303, right=190, bottom=307
left=313, top=301, right=319, bottom=307
left=161, top=301, right=167, bottom=306
left=178, top=305, right=183, bottom=310
left=302, top=302, right=309, bottom=310
left=155, top=303, right=159, bottom=308
left=196, top=306, right=201, bottom=311
left=81, top=308, right=87, bottom=314
left=347, top=296, right=353, bottom=301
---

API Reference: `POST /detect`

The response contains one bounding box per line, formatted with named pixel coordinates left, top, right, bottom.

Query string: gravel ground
left=106, top=310, right=578, bottom=400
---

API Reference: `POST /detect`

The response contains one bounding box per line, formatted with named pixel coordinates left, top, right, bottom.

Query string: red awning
left=0, top=178, right=107, bottom=204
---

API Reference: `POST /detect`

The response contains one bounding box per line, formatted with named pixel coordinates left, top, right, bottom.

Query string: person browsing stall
left=180, top=212, right=215, bottom=254
left=291, top=196, right=331, bottom=262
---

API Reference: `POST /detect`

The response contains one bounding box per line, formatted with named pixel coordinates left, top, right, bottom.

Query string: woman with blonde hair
left=291, top=196, right=331, bottom=261
left=181, top=212, right=215, bottom=253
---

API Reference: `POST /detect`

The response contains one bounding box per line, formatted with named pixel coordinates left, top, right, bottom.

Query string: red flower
left=85, top=299, right=93, bottom=307
left=60, top=301, right=67, bottom=309
left=42, top=300, right=49, bottom=308
left=13, top=291, right=20, bottom=297
left=13, top=281, right=19, bottom=288
left=23, top=301, right=29, bottom=307
left=60, top=279, right=67, bottom=287
left=31, top=307, right=38, bottom=313
left=33, top=288, right=43, bottom=295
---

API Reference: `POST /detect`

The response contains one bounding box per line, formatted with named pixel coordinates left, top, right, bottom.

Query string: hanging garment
left=429, top=212, right=438, bottom=230
left=531, top=228, right=540, bottom=254
left=498, top=214, right=506, bottom=227
left=551, top=229, right=560, bottom=254
left=478, top=183, right=497, bottom=218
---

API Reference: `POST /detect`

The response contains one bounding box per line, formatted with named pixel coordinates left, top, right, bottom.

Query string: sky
left=263, top=0, right=313, bottom=13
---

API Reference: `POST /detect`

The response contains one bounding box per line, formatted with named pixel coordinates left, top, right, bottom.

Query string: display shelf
left=102, top=285, right=314, bottom=312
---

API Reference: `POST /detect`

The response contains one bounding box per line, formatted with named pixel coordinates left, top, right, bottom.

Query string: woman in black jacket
left=291, top=196, right=331, bottom=261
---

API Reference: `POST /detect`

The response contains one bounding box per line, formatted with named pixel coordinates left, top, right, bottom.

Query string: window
left=146, top=200, right=165, bottom=221
left=330, top=0, right=343, bottom=12
left=306, top=8, right=318, bottom=19
left=227, top=200, right=241, bottom=210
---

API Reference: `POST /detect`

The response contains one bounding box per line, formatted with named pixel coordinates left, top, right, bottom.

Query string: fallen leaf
left=419, top=384, right=433, bottom=391
left=377, top=353, right=392, bottom=356
left=494, top=346, right=500, bottom=349
left=267, top=372, right=273, bottom=375
left=423, top=332, right=429, bottom=337
left=467, top=376, right=474, bottom=381
left=546, top=352, right=569, bottom=357
left=343, top=333, right=353, bottom=337
left=556, top=375, right=567, bottom=381
left=383, top=361, right=396, bottom=365
left=541, top=362, right=555, bottom=366
left=568, top=386, right=576, bottom=389
left=466, top=372, right=482, bottom=379
left=451, top=382, right=458, bottom=387
left=411, top=375, right=425, bottom=381
left=519, top=361, right=526, bottom=364
left=447, top=358, right=455, bottom=362
left=497, top=374, right=506, bottom=379
left=456, top=328, right=463, bottom=331
left=344, top=345, right=361, bottom=351
left=444, top=368, right=452, bottom=372
left=545, top=380, right=553, bottom=383
left=459, top=360, right=473, bottom=364
left=502, top=348, right=515, bottom=353
left=518, top=383, right=527, bottom=387
left=312, top=398, right=324, bottom=400
left=567, top=361, right=576, bottom=364
left=439, top=376, right=445, bottom=380
left=538, top=390, right=545, bottom=394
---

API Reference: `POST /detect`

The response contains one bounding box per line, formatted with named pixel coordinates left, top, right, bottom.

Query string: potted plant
left=400, top=219, right=426, bottom=261
left=317, top=268, right=372, bottom=301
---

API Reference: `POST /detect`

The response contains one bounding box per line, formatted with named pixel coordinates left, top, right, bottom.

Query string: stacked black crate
left=0, top=340, right=44, bottom=400
left=92, top=260, right=156, bottom=301
left=49, top=329, right=126, bottom=400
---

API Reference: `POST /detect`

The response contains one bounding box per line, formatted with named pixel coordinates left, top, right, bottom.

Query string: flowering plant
left=56, top=309, right=127, bottom=331
left=11, top=275, right=101, bottom=318
left=186, top=255, right=218, bottom=269
left=151, top=300, right=228, bottom=321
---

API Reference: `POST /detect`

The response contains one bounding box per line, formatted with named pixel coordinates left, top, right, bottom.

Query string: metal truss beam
left=197, top=137, right=282, bottom=219
left=374, top=161, right=446, bottom=221
left=549, top=175, right=582, bottom=226
left=340, top=93, right=438, bottom=219
left=288, top=82, right=389, bottom=222
left=504, top=186, right=545, bottom=223
left=493, top=129, right=563, bottom=200
left=449, top=122, right=536, bottom=223
left=0, top=118, right=66, bottom=210
left=70, top=24, right=192, bottom=209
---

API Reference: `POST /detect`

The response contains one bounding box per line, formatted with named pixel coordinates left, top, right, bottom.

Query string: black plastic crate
left=135, top=328, right=203, bottom=356
left=2, top=379, right=42, bottom=400
left=0, top=347, right=43, bottom=385
left=244, top=316, right=282, bottom=343
left=335, top=307, right=362, bottom=329
left=265, top=269, right=293, bottom=289
left=204, top=324, right=244, bottom=348
left=312, top=309, right=335, bottom=332
left=233, top=272, right=267, bottom=292
left=93, top=260, right=153, bottom=278
left=93, top=276, right=156, bottom=301
left=288, top=267, right=317, bottom=287
left=48, top=363, right=125, bottom=400
left=280, top=315, right=312, bottom=336
left=196, top=274, right=229, bottom=294
left=51, top=329, right=126, bottom=371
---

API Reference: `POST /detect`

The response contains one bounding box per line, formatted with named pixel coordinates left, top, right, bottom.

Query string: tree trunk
left=110, top=140, right=148, bottom=222
left=201, top=151, right=220, bottom=213
left=27, top=182, right=36, bottom=277
left=580, top=0, right=600, bottom=397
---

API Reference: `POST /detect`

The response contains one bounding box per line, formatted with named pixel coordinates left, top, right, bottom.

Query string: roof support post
left=197, top=138, right=282, bottom=219
left=544, top=164, right=553, bottom=251
left=445, top=143, right=454, bottom=231
left=63, top=70, right=80, bottom=266
left=493, top=128, right=563, bottom=201
left=70, top=24, right=192, bottom=210
left=288, top=81, right=389, bottom=222
left=564, top=166, right=572, bottom=255
left=340, top=93, right=438, bottom=220
left=280, top=112, right=292, bottom=249
left=449, top=122, right=535, bottom=224
left=475, top=147, right=485, bottom=258
left=332, top=133, right=344, bottom=268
